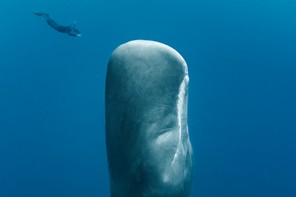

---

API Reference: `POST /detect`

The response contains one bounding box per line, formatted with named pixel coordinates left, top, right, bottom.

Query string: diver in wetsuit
left=34, top=12, right=81, bottom=37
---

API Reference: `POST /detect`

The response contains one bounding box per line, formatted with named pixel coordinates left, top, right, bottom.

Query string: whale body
left=105, top=40, right=193, bottom=197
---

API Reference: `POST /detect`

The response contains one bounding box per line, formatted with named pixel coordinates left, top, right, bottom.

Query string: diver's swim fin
left=33, top=12, right=49, bottom=17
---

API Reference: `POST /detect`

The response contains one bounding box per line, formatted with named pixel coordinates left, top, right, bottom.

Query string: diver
left=34, top=12, right=81, bottom=37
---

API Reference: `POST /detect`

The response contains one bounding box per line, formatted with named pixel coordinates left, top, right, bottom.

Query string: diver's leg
left=105, top=40, right=193, bottom=197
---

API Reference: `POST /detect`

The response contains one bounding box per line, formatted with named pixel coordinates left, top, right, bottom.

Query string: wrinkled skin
left=105, top=40, right=193, bottom=197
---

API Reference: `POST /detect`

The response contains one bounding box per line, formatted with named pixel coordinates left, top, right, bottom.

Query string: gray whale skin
left=105, top=40, right=193, bottom=197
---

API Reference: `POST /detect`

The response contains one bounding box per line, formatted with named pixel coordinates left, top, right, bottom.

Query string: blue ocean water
left=1, top=0, right=296, bottom=196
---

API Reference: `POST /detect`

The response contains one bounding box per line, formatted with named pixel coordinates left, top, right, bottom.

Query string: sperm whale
left=105, top=40, right=193, bottom=197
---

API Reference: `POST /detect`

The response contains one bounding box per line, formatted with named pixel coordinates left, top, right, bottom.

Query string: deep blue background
left=1, top=0, right=296, bottom=196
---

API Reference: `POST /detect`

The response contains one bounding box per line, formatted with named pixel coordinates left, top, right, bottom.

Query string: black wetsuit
left=34, top=12, right=81, bottom=37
